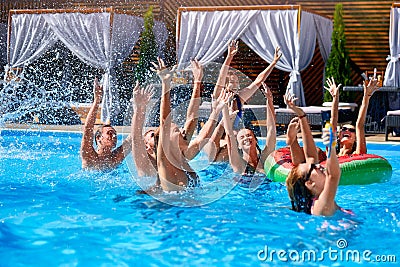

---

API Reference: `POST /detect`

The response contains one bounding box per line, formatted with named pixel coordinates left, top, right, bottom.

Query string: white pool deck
left=2, top=123, right=400, bottom=143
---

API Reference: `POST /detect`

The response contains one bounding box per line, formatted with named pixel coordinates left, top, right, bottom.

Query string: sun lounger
left=199, top=102, right=356, bottom=134
left=322, top=102, right=358, bottom=111
left=198, top=102, right=270, bottom=121
left=385, top=110, right=400, bottom=141
left=275, top=106, right=332, bottom=128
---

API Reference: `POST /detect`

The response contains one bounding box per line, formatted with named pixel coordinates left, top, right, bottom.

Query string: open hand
left=261, top=82, right=273, bottom=101
left=284, top=92, right=305, bottom=117
left=227, top=40, right=239, bottom=57
left=212, top=88, right=234, bottom=114
left=150, top=57, right=175, bottom=81
left=363, top=71, right=380, bottom=97
left=131, top=81, right=155, bottom=106
left=324, top=77, right=341, bottom=99
left=190, top=58, right=203, bottom=82
left=273, top=46, right=282, bottom=63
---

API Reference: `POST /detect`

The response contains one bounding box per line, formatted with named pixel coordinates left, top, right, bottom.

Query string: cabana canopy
left=384, top=3, right=400, bottom=87
left=5, top=7, right=168, bottom=123
left=176, top=5, right=332, bottom=106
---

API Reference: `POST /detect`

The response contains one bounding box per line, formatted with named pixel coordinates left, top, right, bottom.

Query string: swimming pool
left=1, top=129, right=399, bottom=266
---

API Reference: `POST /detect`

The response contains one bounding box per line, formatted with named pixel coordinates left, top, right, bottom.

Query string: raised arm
left=355, top=76, right=379, bottom=154
left=213, top=40, right=238, bottom=99
left=184, top=89, right=231, bottom=160
left=260, top=83, right=276, bottom=163
left=151, top=58, right=174, bottom=145
left=131, top=82, right=157, bottom=177
left=286, top=117, right=306, bottom=165
left=182, top=59, right=203, bottom=142
left=324, top=77, right=341, bottom=131
left=80, top=78, right=102, bottom=163
left=313, top=126, right=341, bottom=216
left=151, top=57, right=178, bottom=183
left=205, top=41, right=239, bottom=159
left=222, top=92, right=246, bottom=173
left=285, top=93, right=319, bottom=163
left=238, top=46, right=281, bottom=103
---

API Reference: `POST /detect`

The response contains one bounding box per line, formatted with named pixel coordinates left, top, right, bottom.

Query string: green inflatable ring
left=264, top=147, right=392, bottom=185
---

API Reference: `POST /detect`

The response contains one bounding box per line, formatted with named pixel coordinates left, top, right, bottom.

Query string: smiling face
left=227, top=73, right=240, bottom=93
left=236, top=128, right=256, bottom=151
left=339, top=124, right=356, bottom=147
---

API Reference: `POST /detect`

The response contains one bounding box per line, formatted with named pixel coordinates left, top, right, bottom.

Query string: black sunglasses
left=341, top=126, right=356, bottom=133
left=304, top=163, right=325, bottom=181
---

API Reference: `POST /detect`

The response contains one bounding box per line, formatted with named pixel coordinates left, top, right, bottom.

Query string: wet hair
left=286, top=166, right=313, bottom=214
left=94, top=124, right=113, bottom=146
left=150, top=127, right=160, bottom=157
left=144, top=129, right=155, bottom=139
left=143, top=128, right=160, bottom=152
left=152, top=128, right=161, bottom=185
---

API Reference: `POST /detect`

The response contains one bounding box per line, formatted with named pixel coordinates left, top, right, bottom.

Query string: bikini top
left=242, top=153, right=261, bottom=176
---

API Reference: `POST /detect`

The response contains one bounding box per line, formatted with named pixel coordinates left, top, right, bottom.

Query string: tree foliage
left=133, top=6, right=158, bottom=85
left=324, top=3, right=353, bottom=102
left=115, top=6, right=159, bottom=125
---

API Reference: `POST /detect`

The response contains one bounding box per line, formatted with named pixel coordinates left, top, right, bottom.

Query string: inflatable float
left=264, top=147, right=392, bottom=185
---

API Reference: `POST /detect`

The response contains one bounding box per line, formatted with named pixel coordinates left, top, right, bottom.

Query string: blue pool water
left=0, top=129, right=399, bottom=266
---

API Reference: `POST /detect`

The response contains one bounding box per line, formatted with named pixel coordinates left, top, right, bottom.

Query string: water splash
left=0, top=42, right=100, bottom=126
left=0, top=72, right=81, bottom=125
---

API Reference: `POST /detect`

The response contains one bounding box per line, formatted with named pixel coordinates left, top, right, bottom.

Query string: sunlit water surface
left=0, top=129, right=399, bottom=266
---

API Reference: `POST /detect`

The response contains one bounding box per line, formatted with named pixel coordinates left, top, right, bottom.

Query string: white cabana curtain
left=177, top=10, right=260, bottom=67
left=313, top=14, right=333, bottom=62
left=177, top=8, right=332, bottom=106
left=6, top=11, right=167, bottom=123
left=7, top=14, right=58, bottom=72
left=43, top=12, right=143, bottom=122
left=241, top=10, right=317, bottom=106
left=313, top=13, right=333, bottom=92
left=384, top=7, right=400, bottom=87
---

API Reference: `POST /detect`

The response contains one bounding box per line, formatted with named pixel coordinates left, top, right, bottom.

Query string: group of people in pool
left=80, top=40, right=380, bottom=216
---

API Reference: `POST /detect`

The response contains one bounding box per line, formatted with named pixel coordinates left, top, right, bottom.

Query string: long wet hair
left=286, top=166, right=313, bottom=214
left=146, top=127, right=160, bottom=186
left=144, top=127, right=160, bottom=164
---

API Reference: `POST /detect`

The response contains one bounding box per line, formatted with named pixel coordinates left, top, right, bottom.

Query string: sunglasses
left=341, top=126, right=356, bottom=133
left=304, top=163, right=325, bottom=181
